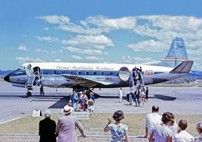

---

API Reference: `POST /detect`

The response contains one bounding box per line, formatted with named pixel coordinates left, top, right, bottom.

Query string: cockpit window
left=11, top=70, right=26, bottom=76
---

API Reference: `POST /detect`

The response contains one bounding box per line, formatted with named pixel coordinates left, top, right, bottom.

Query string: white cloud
left=64, top=46, right=104, bottom=55
left=85, top=16, right=136, bottom=30
left=62, top=35, right=113, bottom=49
left=39, top=15, right=103, bottom=35
left=64, top=46, right=81, bottom=53
left=131, top=15, right=202, bottom=42
left=54, top=59, right=61, bottom=62
left=35, top=48, right=57, bottom=54
left=85, top=56, right=102, bottom=61
left=17, top=44, right=27, bottom=51
left=121, top=56, right=156, bottom=64
left=58, top=50, right=63, bottom=53
left=16, top=57, right=45, bottom=63
left=83, top=49, right=103, bottom=55
left=59, top=23, right=104, bottom=35
left=38, top=15, right=202, bottom=41
left=44, top=27, right=49, bottom=30
left=128, top=39, right=169, bottom=52
left=35, top=36, right=58, bottom=42
left=39, top=15, right=136, bottom=35
left=71, top=55, right=82, bottom=60
left=38, top=15, right=70, bottom=25
left=35, top=48, right=49, bottom=53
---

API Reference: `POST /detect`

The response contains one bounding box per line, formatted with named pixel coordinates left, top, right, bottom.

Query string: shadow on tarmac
left=154, top=94, right=176, bottom=101
left=49, top=96, right=70, bottom=108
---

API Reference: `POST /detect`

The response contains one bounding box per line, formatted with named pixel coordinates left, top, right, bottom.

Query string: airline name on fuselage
left=56, top=65, right=115, bottom=71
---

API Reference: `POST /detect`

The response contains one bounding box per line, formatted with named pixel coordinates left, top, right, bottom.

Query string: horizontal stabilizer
left=170, top=61, right=193, bottom=73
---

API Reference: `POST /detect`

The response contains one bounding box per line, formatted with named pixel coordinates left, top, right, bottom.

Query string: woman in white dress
left=104, top=110, right=129, bottom=142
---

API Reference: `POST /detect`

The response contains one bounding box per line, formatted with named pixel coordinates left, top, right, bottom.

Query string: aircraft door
left=33, top=66, right=41, bottom=79
left=118, top=67, right=130, bottom=82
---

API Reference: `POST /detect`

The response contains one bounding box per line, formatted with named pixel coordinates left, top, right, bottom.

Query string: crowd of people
left=145, top=105, right=202, bottom=142
left=69, top=90, right=95, bottom=113
left=125, top=86, right=149, bottom=106
left=39, top=105, right=202, bottom=142
left=124, top=66, right=149, bottom=106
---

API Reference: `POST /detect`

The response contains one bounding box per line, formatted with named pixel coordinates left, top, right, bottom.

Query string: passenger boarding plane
left=4, top=37, right=193, bottom=96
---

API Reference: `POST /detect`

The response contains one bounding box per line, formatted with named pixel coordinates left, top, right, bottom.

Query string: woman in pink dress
left=56, top=105, right=86, bottom=142
left=80, top=92, right=88, bottom=111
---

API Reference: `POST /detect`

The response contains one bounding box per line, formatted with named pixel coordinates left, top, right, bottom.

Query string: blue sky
left=1, top=0, right=202, bottom=70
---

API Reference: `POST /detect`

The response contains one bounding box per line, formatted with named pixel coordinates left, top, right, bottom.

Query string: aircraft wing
left=62, top=74, right=114, bottom=87
left=170, top=61, right=194, bottom=73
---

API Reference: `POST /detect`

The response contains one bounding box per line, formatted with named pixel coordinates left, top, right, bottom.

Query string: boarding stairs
left=26, top=75, right=36, bottom=90
left=128, top=68, right=145, bottom=105
left=131, top=69, right=145, bottom=91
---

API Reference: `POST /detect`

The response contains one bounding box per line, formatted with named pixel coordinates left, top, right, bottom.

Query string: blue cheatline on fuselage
left=9, top=68, right=164, bottom=77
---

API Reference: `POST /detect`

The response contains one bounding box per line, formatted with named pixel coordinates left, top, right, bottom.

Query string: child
left=195, top=123, right=202, bottom=142
left=88, top=92, right=95, bottom=113
left=104, top=110, right=129, bottom=142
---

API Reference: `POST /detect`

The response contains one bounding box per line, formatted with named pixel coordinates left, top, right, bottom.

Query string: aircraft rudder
left=161, top=37, right=188, bottom=67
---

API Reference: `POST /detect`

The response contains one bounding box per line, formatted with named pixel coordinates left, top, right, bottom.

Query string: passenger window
left=42, top=70, right=53, bottom=75
left=105, top=71, right=110, bottom=75
left=81, top=71, right=86, bottom=75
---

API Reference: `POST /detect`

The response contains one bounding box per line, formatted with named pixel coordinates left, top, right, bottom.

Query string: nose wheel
left=26, top=91, right=32, bottom=97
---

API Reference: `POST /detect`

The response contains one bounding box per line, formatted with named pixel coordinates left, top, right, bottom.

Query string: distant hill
left=188, top=71, right=202, bottom=80
left=0, top=70, right=13, bottom=77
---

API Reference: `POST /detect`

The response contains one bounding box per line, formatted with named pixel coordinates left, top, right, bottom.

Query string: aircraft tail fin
left=170, top=61, right=193, bottom=73
left=161, top=37, right=188, bottom=67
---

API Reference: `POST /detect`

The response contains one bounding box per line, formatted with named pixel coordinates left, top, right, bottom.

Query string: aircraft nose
left=4, top=74, right=10, bottom=82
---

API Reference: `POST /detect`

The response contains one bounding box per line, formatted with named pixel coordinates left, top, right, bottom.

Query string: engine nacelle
left=118, top=67, right=130, bottom=82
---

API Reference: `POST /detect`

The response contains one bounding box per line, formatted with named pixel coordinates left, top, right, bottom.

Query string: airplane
left=4, top=37, right=193, bottom=97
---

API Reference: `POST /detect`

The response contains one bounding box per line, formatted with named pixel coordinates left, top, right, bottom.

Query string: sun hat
left=63, top=105, right=74, bottom=115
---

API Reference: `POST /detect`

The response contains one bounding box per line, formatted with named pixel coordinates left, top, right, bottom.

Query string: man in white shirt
left=149, top=112, right=174, bottom=142
left=174, top=119, right=194, bottom=142
left=119, top=88, right=123, bottom=103
left=145, top=105, right=162, bottom=138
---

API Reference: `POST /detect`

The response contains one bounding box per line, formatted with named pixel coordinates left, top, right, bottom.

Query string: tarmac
left=0, top=81, right=202, bottom=124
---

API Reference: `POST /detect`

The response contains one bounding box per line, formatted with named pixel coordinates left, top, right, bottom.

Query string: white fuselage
left=4, top=62, right=183, bottom=88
